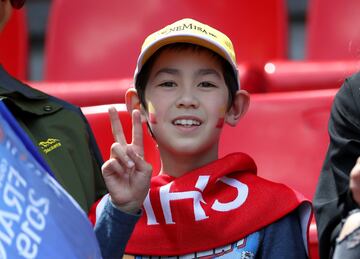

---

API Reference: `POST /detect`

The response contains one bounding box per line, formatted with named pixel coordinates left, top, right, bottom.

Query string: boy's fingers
left=127, top=148, right=152, bottom=174
left=111, top=143, right=135, bottom=169
left=108, top=107, right=126, bottom=145
left=132, top=109, right=144, bottom=155
left=101, top=158, right=125, bottom=177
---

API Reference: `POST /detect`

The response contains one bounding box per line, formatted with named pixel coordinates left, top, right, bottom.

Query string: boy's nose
left=175, top=88, right=199, bottom=109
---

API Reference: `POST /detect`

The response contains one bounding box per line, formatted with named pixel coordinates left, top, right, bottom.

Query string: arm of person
left=257, top=210, right=307, bottom=259
left=94, top=197, right=141, bottom=259
left=313, top=73, right=360, bottom=259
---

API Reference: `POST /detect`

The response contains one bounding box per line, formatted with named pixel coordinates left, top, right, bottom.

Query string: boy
left=0, top=0, right=107, bottom=213
left=94, top=18, right=311, bottom=258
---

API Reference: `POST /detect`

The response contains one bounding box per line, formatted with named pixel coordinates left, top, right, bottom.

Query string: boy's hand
left=101, top=107, right=152, bottom=214
left=350, top=157, right=360, bottom=206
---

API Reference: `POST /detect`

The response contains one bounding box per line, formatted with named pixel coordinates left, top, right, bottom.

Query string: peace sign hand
left=101, top=107, right=152, bottom=214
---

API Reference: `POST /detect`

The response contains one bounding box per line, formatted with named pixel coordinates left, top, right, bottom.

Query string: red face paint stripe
left=149, top=113, right=157, bottom=124
left=216, top=118, right=224, bottom=128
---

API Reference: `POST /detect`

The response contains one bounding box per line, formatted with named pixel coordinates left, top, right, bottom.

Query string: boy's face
left=143, top=48, right=230, bottom=159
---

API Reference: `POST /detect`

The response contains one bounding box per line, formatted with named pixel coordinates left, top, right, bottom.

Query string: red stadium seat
left=309, top=222, right=319, bottom=259
left=262, top=60, right=360, bottom=92
left=82, top=90, right=335, bottom=259
left=44, top=0, right=287, bottom=93
left=0, top=8, right=28, bottom=80
left=306, top=0, right=360, bottom=60
left=261, top=0, right=360, bottom=93
left=30, top=79, right=132, bottom=106
left=220, top=90, right=334, bottom=200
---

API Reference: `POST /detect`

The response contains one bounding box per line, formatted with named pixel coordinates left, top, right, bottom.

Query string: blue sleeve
left=257, top=210, right=308, bottom=259
left=94, top=199, right=141, bottom=259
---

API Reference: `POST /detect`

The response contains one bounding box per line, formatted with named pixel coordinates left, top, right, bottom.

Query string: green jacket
left=0, top=66, right=107, bottom=213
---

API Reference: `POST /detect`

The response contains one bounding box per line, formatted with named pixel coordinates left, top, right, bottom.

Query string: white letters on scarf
left=143, top=175, right=248, bottom=225
left=211, top=176, right=248, bottom=212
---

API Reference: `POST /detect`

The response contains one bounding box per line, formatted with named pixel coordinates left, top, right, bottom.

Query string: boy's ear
left=225, top=90, right=250, bottom=127
left=125, top=88, right=147, bottom=122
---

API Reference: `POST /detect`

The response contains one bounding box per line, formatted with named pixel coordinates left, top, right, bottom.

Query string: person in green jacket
left=0, top=0, right=107, bottom=213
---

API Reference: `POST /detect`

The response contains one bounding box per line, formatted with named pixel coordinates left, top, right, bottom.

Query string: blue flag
left=0, top=101, right=102, bottom=259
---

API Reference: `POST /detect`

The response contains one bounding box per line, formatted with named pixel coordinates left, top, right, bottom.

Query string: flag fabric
left=0, top=101, right=102, bottom=259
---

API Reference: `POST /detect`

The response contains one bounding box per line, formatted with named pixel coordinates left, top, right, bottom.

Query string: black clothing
left=314, top=72, right=360, bottom=259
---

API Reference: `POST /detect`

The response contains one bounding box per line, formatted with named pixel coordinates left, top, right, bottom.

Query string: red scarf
left=125, top=153, right=310, bottom=256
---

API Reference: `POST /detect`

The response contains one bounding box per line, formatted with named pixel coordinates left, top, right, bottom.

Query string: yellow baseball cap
left=134, top=18, right=240, bottom=89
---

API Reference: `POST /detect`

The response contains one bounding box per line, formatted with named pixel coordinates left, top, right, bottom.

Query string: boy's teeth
left=174, top=119, right=200, bottom=126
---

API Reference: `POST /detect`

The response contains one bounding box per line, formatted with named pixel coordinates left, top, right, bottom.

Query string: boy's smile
left=172, top=116, right=202, bottom=130
left=143, top=48, right=230, bottom=174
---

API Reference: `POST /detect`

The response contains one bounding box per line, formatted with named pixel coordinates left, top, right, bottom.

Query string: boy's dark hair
left=135, top=43, right=238, bottom=111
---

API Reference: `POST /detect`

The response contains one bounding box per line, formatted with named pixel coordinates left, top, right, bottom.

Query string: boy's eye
left=159, top=81, right=176, bottom=87
left=198, top=82, right=217, bottom=88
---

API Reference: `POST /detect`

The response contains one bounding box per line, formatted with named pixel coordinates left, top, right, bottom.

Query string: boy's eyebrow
left=154, top=68, right=179, bottom=78
left=153, top=68, right=221, bottom=79
left=196, top=69, right=222, bottom=79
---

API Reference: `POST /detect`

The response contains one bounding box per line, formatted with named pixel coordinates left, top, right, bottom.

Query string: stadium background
left=26, top=0, right=307, bottom=81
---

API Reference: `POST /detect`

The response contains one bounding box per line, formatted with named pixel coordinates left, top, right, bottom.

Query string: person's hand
left=350, top=157, right=360, bottom=206
left=101, top=107, right=152, bottom=214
